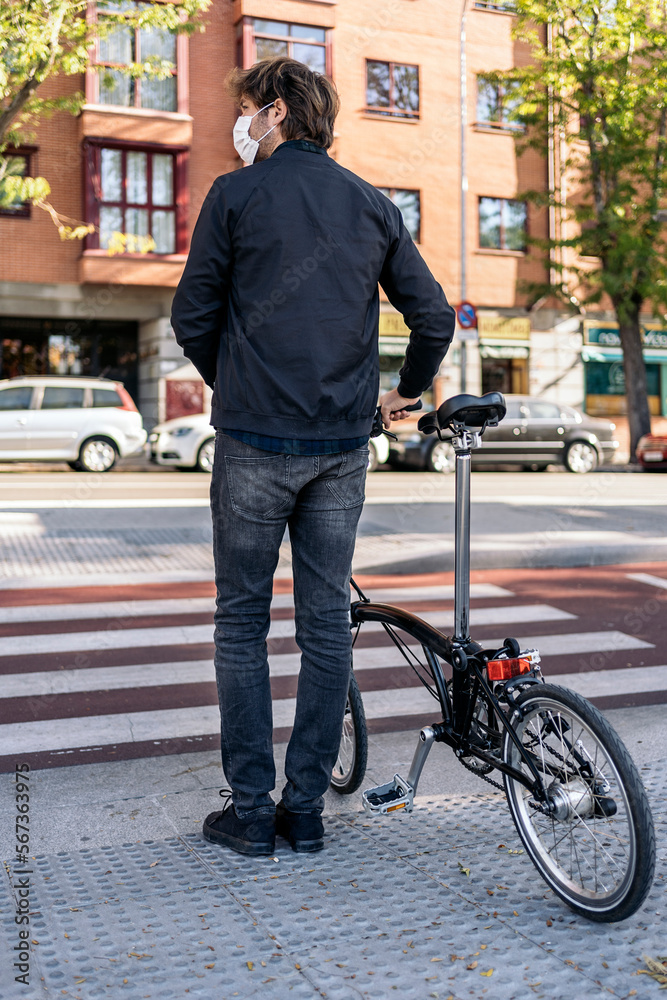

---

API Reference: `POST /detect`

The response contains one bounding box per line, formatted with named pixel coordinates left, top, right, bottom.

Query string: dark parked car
left=636, top=433, right=667, bottom=471
left=389, top=395, right=619, bottom=474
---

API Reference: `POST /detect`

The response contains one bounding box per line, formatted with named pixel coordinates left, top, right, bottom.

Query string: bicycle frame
left=351, top=422, right=548, bottom=809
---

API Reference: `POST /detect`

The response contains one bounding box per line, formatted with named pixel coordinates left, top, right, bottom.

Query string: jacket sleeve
left=379, top=211, right=456, bottom=398
left=171, top=179, right=232, bottom=389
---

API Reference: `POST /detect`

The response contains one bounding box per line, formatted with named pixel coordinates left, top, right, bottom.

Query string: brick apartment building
left=2, top=0, right=666, bottom=429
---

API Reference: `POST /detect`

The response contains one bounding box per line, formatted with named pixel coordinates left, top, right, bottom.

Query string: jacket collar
left=272, top=139, right=328, bottom=156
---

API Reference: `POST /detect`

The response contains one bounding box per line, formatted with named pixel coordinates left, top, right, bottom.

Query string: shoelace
left=218, top=788, right=233, bottom=812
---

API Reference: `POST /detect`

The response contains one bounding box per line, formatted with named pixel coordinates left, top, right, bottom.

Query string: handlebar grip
left=401, top=401, right=423, bottom=413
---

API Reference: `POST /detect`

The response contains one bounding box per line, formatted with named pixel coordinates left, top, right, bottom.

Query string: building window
left=378, top=188, right=421, bottom=242
left=366, top=61, right=419, bottom=119
left=479, top=197, right=526, bottom=251
left=473, top=0, right=516, bottom=11
left=237, top=18, right=330, bottom=74
left=476, top=77, right=523, bottom=130
left=86, top=143, right=185, bottom=254
left=94, top=0, right=178, bottom=111
left=0, top=152, right=32, bottom=218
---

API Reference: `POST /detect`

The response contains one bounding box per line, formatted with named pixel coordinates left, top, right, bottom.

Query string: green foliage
left=0, top=0, right=208, bottom=250
left=506, top=0, right=667, bottom=323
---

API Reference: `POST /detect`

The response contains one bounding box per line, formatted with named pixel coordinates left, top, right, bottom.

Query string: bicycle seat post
left=452, top=425, right=480, bottom=644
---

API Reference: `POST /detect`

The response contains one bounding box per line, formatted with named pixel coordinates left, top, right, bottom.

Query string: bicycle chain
left=458, top=754, right=505, bottom=791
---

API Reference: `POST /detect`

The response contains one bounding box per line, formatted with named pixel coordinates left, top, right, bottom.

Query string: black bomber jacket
left=171, top=140, right=456, bottom=440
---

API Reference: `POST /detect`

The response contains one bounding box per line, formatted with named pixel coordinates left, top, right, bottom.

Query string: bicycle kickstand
left=361, top=727, right=438, bottom=815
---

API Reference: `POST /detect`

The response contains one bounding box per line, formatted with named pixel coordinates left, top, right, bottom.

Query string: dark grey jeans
left=210, top=431, right=368, bottom=818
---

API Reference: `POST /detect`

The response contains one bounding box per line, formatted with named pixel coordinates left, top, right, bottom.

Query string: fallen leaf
left=205, top=964, right=214, bottom=970
left=149, top=861, right=159, bottom=868
left=246, top=961, right=253, bottom=971
left=467, top=961, right=478, bottom=970
left=480, top=945, right=487, bottom=950
left=487, top=890, right=494, bottom=896
left=480, top=969, right=493, bottom=977
left=546, top=919, right=553, bottom=927
left=430, top=957, right=442, bottom=962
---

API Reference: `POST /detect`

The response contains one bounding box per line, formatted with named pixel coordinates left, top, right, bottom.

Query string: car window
left=92, top=388, right=122, bottom=408
left=41, top=387, right=85, bottom=410
left=0, top=386, right=32, bottom=410
left=526, top=401, right=560, bottom=420
left=559, top=406, right=581, bottom=423
left=504, top=399, right=527, bottom=419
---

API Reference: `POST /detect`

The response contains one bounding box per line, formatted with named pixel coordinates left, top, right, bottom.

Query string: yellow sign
left=379, top=313, right=409, bottom=336
left=478, top=316, right=530, bottom=340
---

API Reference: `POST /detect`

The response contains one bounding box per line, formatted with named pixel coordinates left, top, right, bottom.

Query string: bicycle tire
left=502, top=684, right=655, bottom=921
left=330, top=671, right=368, bottom=795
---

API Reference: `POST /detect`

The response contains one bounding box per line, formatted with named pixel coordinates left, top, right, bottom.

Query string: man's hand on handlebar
left=379, top=389, right=421, bottom=430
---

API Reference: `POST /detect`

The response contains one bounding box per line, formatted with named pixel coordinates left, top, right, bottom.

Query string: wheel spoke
left=502, top=686, right=653, bottom=918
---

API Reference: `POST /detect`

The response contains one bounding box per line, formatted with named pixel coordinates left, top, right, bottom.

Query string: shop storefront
left=478, top=315, right=530, bottom=394
left=378, top=311, right=437, bottom=408
left=0, top=316, right=140, bottom=403
left=582, top=321, right=667, bottom=417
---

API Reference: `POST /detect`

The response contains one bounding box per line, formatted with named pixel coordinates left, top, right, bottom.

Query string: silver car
left=391, top=395, right=619, bottom=473
left=0, top=376, right=146, bottom=472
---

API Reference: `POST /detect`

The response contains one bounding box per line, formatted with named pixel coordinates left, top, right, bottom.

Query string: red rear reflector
left=487, top=657, right=531, bottom=681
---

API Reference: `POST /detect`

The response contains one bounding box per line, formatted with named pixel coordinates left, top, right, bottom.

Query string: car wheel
left=565, top=440, right=598, bottom=473
left=367, top=441, right=379, bottom=473
left=525, top=463, right=548, bottom=472
left=78, top=437, right=117, bottom=473
left=427, top=439, right=455, bottom=474
left=196, top=437, right=216, bottom=473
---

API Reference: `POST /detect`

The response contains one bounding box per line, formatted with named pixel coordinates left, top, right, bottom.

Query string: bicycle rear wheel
left=502, top=684, right=655, bottom=922
left=330, top=671, right=368, bottom=795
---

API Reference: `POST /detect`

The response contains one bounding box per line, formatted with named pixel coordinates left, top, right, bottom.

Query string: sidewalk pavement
left=1, top=712, right=665, bottom=1000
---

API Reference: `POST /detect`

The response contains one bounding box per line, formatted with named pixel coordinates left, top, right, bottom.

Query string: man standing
left=171, top=56, right=455, bottom=856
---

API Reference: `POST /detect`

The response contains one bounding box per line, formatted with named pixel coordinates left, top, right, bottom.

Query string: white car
left=148, top=413, right=216, bottom=472
left=0, top=376, right=146, bottom=472
left=148, top=413, right=389, bottom=473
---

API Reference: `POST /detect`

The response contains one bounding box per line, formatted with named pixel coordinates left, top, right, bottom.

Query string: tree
left=504, top=0, right=667, bottom=460
left=0, top=0, right=208, bottom=249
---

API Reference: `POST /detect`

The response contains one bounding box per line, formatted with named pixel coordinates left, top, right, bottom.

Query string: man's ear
left=272, top=98, right=288, bottom=125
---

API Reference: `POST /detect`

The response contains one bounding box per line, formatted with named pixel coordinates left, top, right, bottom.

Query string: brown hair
left=227, top=57, right=340, bottom=149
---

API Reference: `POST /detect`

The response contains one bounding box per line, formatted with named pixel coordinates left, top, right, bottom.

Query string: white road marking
left=0, top=584, right=513, bottom=623
left=0, top=605, right=575, bottom=654
left=626, top=572, right=667, bottom=591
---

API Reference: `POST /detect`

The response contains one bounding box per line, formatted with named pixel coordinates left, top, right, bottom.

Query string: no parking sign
left=456, top=301, right=477, bottom=329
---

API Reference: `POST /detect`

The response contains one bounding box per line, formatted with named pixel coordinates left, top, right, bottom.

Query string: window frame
left=87, top=0, right=189, bottom=114
left=378, top=187, right=422, bottom=243
left=365, top=60, right=420, bottom=120
left=83, top=138, right=188, bottom=255
left=478, top=196, right=527, bottom=253
left=475, top=76, right=523, bottom=132
left=237, top=16, right=332, bottom=75
left=0, top=148, right=37, bottom=219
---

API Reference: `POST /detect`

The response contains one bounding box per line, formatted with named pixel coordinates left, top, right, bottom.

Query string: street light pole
left=459, top=0, right=470, bottom=393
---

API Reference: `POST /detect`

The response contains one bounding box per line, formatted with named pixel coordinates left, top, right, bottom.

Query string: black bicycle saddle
left=418, top=392, right=506, bottom=434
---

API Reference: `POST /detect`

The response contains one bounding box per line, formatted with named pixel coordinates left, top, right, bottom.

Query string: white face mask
left=233, top=102, right=277, bottom=164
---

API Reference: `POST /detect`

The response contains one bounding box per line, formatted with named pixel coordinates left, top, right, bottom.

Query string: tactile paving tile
left=2, top=762, right=664, bottom=1000
left=26, top=838, right=221, bottom=910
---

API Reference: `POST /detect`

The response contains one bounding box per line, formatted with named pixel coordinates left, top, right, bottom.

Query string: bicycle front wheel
left=330, top=671, right=368, bottom=795
left=502, top=684, right=655, bottom=922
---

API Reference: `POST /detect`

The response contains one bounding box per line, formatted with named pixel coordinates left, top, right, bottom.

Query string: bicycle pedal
left=362, top=774, right=414, bottom=815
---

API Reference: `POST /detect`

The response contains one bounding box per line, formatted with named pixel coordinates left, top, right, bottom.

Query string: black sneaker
left=275, top=801, right=324, bottom=853
left=203, top=792, right=275, bottom=856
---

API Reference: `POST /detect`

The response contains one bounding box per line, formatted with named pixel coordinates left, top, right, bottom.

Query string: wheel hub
left=547, top=778, right=594, bottom=821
